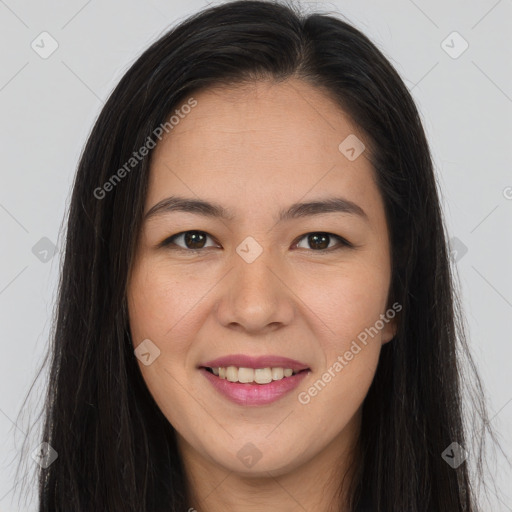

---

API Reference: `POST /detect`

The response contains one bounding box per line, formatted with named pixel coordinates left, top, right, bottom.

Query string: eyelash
left=159, top=230, right=353, bottom=253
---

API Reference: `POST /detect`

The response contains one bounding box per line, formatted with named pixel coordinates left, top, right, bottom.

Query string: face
left=127, top=79, right=397, bottom=479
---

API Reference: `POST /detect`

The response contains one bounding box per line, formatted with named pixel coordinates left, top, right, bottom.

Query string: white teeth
left=226, top=366, right=238, bottom=382
left=238, top=367, right=254, bottom=383
left=254, top=368, right=272, bottom=384
left=209, top=366, right=301, bottom=384
left=271, top=367, right=284, bottom=380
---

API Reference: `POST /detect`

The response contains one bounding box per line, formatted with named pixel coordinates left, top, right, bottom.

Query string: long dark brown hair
left=13, top=1, right=506, bottom=510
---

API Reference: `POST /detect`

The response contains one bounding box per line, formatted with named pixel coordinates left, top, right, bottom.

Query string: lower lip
left=199, top=368, right=310, bottom=406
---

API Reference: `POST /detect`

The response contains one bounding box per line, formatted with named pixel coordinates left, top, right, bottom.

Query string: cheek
left=296, top=259, right=391, bottom=345
left=127, top=258, right=207, bottom=356
left=298, top=267, right=386, bottom=411
left=127, top=261, right=206, bottom=427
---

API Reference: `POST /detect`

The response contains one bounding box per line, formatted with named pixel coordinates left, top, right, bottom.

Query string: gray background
left=0, top=0, right=511, bottom=510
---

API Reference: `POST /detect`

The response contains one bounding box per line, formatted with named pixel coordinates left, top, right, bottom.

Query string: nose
left=214, top=247, right=295, bottom=334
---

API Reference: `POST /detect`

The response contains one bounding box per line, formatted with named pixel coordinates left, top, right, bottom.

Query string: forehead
left=154, top=79, right=364, bottom=164
left=147, top=79, right=381, bottom=222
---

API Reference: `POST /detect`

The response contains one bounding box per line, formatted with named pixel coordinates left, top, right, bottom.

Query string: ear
left=381, top=311, right=399, bottom=345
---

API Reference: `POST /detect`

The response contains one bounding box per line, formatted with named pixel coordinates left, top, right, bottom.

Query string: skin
left=127, top=78, right=397, bottom=512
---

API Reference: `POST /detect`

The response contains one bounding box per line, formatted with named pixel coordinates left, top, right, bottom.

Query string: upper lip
left=200, top=354, right=310, bottom=372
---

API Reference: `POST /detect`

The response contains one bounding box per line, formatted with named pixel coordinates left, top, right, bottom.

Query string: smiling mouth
left=201, top=366, right=309, bottom=384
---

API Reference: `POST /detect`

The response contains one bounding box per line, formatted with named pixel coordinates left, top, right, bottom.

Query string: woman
left=19, top=0, right=503, bottom=510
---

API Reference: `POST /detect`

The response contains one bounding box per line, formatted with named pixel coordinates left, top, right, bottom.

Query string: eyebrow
left=144, top=195, right=368, bottom=224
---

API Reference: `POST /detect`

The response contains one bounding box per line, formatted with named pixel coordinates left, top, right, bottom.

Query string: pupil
left=182, top=232, right=330, bottom=250
left=309, top=233, right=328, bottom=250
left=185, top=231, right=206, bottom=249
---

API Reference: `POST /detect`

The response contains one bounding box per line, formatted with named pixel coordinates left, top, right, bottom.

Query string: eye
left=294, top=232, right=352, bottom=251
left=159, top=230, right=352, bottom=253
left=160, top=230, right=219, bottom=251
